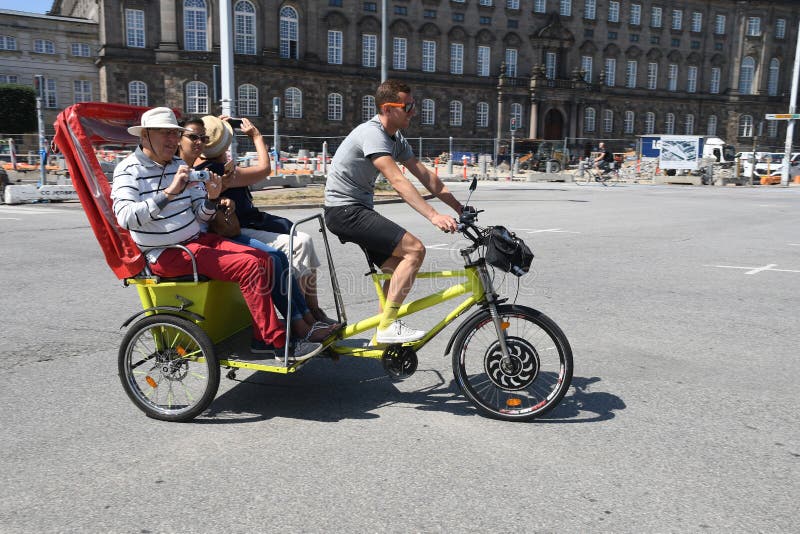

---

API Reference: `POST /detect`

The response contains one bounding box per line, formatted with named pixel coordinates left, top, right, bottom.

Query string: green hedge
left=0, top=85, right=37, bottom=134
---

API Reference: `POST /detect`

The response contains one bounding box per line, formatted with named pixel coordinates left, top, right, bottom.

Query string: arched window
left=768, top=58, right=780, bottom=96
left=665, top=112, right=675, bottom=134
left=739, top=114, right=753, bottom=137
left=328, top=93, right=343, bottom=121
left=603, top=109, right=613, bottom=133
left=624, top=110, right=635, bottom=134
left=707, top=115, right=717, bottom=136
left=285, top=87, right=302, bottom=118
left=186, top=81, right=208, bottom=114
left=362, top=95, right=376, bottom=121
left=184, top=0, right=207, bottom=52
left=128, top=81, right=148, bottom=107
left=280, top=6, right=299, bottom=59
left=450, top=100, right=463, bottom=127
left=238, top=84, right=258, bottom=116
left=644, top=112, right=655, bottom=134
left=584, top=107, right=596, bottom=132
left=739, top=56, right=755, bottom=95
left=476, top=101, right=489, bottom=128
left=510, top=103, right=523, bottom=129
left=684, top=114, right=694, bottom=135
left=234, top=1, right=256, bottom=55
left=421, top=98, right=435, bottom=125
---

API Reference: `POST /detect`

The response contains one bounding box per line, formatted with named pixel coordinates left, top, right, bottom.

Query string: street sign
left=765, top=113, right=800, bottom=120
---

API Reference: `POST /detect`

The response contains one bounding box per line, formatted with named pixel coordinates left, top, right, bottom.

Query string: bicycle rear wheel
left=452, top=305, right=573, bottom=421
left=119, top=314, right=220, bottom=422
left=574, top=171, right=594, bottom=185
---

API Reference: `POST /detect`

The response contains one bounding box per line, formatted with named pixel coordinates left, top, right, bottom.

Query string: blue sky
left=0, top=0, right=53, bottom=14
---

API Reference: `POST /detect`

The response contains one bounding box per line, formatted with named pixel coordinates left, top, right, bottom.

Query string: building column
left=158, top=0, right=179, bottom=52
left=568, top=99, right=578, bottom=139
left=528, top=97, right=538, bottom=139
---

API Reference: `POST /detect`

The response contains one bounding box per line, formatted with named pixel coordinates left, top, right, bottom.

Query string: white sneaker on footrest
left=375, top=320, right=425, bottom=344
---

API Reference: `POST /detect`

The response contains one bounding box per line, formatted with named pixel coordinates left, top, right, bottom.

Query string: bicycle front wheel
left=119, top=314, right=220, bottom=422
left=452, top=305, right=573, bottom=421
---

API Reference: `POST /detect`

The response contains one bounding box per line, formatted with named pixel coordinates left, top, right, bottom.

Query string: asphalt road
left=1, top=182, right=798, bottom=533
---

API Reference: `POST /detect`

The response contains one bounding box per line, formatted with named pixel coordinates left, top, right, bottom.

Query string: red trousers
left=150, top=232, right=286, bottom=347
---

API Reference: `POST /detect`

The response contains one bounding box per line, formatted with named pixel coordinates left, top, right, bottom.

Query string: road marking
left=705, top=263, right=800, bottom=275
left=425, top=244, right=452, bottom=250
left=517, top=228, right=580, bottom=234
left=0, top=205, right=66, bottom=214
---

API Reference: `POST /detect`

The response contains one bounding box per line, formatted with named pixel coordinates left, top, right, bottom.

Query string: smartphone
left=227, top=118, right=243, bottom=129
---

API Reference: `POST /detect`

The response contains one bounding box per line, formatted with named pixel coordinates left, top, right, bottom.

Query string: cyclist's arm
left=371, top=155, right=457, bottom=232
left=403, top=156, right=463, bottom=214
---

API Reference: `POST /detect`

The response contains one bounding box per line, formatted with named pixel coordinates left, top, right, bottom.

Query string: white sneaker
left=274, top=341, right=323, bottom=364
left=375, top=320, right=425, bottom=344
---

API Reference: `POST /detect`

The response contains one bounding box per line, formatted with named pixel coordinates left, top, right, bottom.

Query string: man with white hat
left=111, top=107, right=321, bottom=361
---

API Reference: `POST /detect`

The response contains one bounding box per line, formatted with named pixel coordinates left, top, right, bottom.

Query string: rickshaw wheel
left=381, top=345, right=418, bottom=379
left=119, top=314, right=220, bottom=422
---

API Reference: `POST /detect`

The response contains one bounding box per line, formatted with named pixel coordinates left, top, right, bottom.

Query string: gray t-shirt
left=324, top=115, right=414, bottom=209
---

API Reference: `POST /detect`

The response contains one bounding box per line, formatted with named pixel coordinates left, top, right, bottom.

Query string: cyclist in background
left=594, top=142, right=614, bottom=172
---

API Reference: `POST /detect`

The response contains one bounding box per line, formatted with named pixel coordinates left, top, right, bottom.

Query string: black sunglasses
left=183, top=133, right=210, bottom=143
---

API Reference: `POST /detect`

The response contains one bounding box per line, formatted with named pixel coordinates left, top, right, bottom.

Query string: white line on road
left=705, top=264, right=800, bottom=275
left=516, top=228, right=580, bottom=234
left=0, top=206, right=67, bottom=214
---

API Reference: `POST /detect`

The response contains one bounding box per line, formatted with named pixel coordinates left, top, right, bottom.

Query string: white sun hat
left=127, top=107, right=189, bottom=136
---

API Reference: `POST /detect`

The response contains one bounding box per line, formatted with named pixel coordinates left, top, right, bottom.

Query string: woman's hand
left=240, top=117, right=260, bottom=138
left=217, top=196, right=235, bottom=215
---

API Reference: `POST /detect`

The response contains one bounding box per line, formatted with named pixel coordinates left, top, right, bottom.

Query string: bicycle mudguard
left=443, top=305, right=491, bottom=356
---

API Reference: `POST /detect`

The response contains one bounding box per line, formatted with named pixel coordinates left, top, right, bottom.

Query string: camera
left=189, top=169, right=210, bottom=182
left=227, top=118, right=243, bottom=129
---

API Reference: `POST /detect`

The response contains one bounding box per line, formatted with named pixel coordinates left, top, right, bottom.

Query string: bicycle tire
left=451, top=304, right=573, bottom=421
left=119, top=314, right=220, bottom=422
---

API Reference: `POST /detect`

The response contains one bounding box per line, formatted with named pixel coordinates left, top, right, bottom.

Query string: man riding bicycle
left=593, top=142, right=614, bottom=172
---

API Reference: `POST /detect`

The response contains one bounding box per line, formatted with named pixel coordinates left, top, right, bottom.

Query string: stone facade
left=33, top=1, right=800, bottom=151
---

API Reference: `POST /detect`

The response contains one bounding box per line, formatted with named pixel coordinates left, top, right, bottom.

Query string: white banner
left=658, top=135, right=701, bottom=170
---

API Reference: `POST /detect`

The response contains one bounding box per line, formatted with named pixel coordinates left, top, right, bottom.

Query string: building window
left=285, top=87, right=302, bottom=118
left=363, top=34, right=378, bottom=68
left=768, top=58, right=780, bottom=96
left=608, top=32, right=618, bottom=40
left=665, top=113, right=675, bottom=134
left=34, top=39, right=55, bottom=54
left=477, top=45, right=491, bottom=77
left=707, top=115, right=717, bottom=136
left=238, top=83, right=258, bottom=116
left=644, top=112, right=655, bottom=134
left=73, top=80, right=92, bottom=103
left=585, top=29, right=594, bottom=38
left=710, top=67, right=721, bottom=94
left=479, top=0, right=493, bottom=5
left=746, top=17, right=761, bottom=37
left=393, top=37, right=407, bottom=70
left=671, top=9, right=682, bottom=31
left=584, top=0, right=596, bottom=20
left=670, top=38, right=680, bottom=47
left=328, top=30, right=343, bottom=64
left=603, top=109, right=613, bottom=133
left=479, top=17, right=492, bottom=25
left=534, top=0, right=546, bottom=14
left=650, top=35, right=660, bottom=44
left=394, top=6, right=407, bottom=15
left=739, top=114, right=753, bottom=137
left=714, top=14, right=726, bottom=35
left=739, top=56, right=755, bottom=94
left=71, top=43, right=91, bottom=57
left=629, top=4, right=641, bottom=25
left=684, top=114, right=694, bottom=135
left=507, top=0, right=520, bottom=9
left=424, top=10, right=437, bottom=19
left=691, top=12, right=702, bottom=32
left=327, top=93, right=343, bottom=121
left=184, top=0, right=208, bottom=52
left=687, top=66, right=697, bottom=93
left=630, top=34, right=640, bottom=42
left=690, top=41, right=700, bottom=49
left=510, top=103, right=523, bottom=129
left=0, top=74, right=19, bottom=84
left=625, top=60, right=637, bottom=88
left=0, top=35, right=17, bottom=50
left=647, top=62, right=658, bottom=89
left=422, top=40, right=436, bottom=72
left=608, top=2, right=620, bottom=23
left=775, top=19, right=786, bottom=39
left=125, top=9, right=145, bottom=48
left=421, top=98, right=435, bottom=125
left=624, top=111, right=634, bottom=134
left=449, top=101, right=463, bottom=127
left=450, top=43, right=464, bottom=74
left=452, top=13, right=464, bottom=22
left=667, top=63, right=678, bottom=91
left=545, top=51, right=556, bottom=80
left=329, top=0, right=342, bottom=6
left=581, top=56, right=593, bottom=82
left=507, top=20, right=518, bottom=28
left=584, top=107, right=596, bottom=132
left=767, top=120, right=778, bottom=138
left=43, top=78, right=57, bottom=108
left=506, top=48, right=518, bottom=77
left=234, top=1, right=256, bottom=55
left=363, top=2, right=377, bottom=12
left=604, top=58, right=616, bottom=87
left=651, top=7, right=662, bottom=28
left=362, top=95, right=375, bottom=121
left=476, top=101, right=489, bottom=128
left=559, top=0, right=571, bottom=17
left=186, top=81, right=208, bottom=114
left=128, top=81, right=148, bottom=106
left=280, top=6, right=299, bottom=59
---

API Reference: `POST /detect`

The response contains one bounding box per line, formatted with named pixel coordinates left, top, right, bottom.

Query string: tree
left=0, top=85, right=37, bottom=134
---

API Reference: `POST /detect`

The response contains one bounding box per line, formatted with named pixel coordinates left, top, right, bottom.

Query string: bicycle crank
left=381, top=345, right=418, bottom=379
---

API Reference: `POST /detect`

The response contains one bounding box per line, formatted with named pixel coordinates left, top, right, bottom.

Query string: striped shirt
left=111, top=146, right=215, bottom=262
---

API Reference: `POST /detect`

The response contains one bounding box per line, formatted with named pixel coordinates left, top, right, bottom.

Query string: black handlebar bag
left=485, top=226, right=534, bottom=277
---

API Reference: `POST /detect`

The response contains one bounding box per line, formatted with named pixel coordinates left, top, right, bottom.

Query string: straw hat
left=127, top=107, right=188, bottom=136
left=201, top=116, right=233, bottom=159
